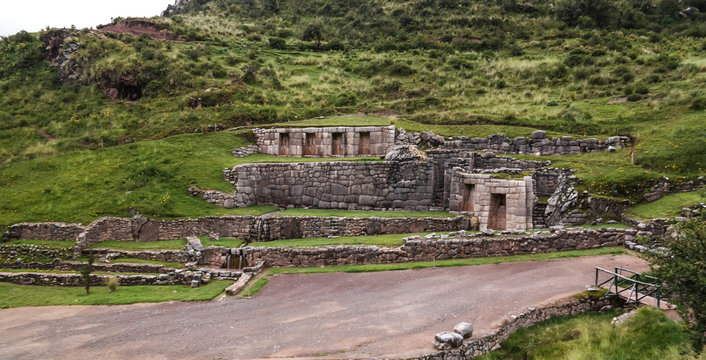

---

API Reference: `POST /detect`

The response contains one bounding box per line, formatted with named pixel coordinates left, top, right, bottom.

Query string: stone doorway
left=304, top=133, right=316, bottom=156
left=488, top=193, right=507, bottom=230
left=279, top=133, right=290, bottom=155
left=462, top=184, right=475, bottom=212
left=331, top=132, right=344, bottom=156
left=359, top=132, right=371, bottom=155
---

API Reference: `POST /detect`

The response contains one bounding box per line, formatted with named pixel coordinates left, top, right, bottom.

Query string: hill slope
left=0, top=0, right=704, bottom=228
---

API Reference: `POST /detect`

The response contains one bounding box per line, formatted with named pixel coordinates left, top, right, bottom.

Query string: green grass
left=479, top=307, right=703, bottom=360
left=248, top=232, right=439, bottom=248
left=239, top=276, right=270, bottom=298
left=0, top=280, right=231, bottom=308
left=89, top=239, right=187, bottom=250
left=267, top=247, right=626, bottom=275
left=0, top=131, right=280, bottom=227
left=110, top=258, right=184, bottom=268
left=198, top=237, right=244, bottom=248
left=569, top=223, right=633, bottom=229
left=513, top=149, right=666, bottom=201
left=625, top=190, right=706, bottom=219
left=1, top=239, right=76, bottom=248
left=276, top=209, right=455, bottom=218
left=267, top=115, right=391, bottom=128
left=0, top=268, right=161, bottom=276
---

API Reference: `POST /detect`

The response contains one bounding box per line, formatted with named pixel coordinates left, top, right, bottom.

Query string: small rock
left=531, top=130, right=546, bottom=139
left=608, top=146, right=617, bottom=152
left=453, top=322, right=474, bottom=339
left=433, top=331, right=464, bottom=350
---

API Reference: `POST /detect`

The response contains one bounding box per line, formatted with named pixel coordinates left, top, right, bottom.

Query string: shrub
left=268, top=37, right=287, bottom=50
left=626, top=94, right=642, bottom=102
left=241, top=64, right=259, bottom=84
left=691, top=96, right=706, bottom=110
left=388, top=63, right=415, bottom=76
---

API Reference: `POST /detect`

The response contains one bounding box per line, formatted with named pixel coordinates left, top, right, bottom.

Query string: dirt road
left=0, top=254, right=647, bottom=359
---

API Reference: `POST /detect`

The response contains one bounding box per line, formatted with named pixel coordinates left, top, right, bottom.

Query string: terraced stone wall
left=244, top=228, right=634, bottom=267
left=224, top=161, right=436, bottom=210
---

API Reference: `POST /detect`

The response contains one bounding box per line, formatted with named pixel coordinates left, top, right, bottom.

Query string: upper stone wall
left=253, top=126, right=395, bottom=157
left=443, top=132, right=630, bottom=155
left=224, top=160, right=436, bottom=210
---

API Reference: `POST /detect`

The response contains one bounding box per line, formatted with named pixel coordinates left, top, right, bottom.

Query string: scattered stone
left=433, top=331, right=464, bottom=350
left=611, top=310, right=638, bottom=326
left=453, top=322, right=474, bottom=339
left=531, top=130, right=546, bottom=139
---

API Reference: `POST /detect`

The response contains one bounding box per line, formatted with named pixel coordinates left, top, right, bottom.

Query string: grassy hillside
left=0, top=0, right=704, bottom=227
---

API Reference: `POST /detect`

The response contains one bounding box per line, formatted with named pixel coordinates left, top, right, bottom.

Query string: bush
left=627, top=94, right=642, bottom=102
left=691, top=96, right=706, bottom=110
left=556, top=0, right=615, bottom=28
left=268, top=37, right=286, bottom=50
left=388, top=63, right=415, bottom=76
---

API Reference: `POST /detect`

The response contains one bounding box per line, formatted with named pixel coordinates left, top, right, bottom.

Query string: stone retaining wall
left=0, top=244, right=74, bottom=263
left=443, top=132, right=630, bottom=156
left=0, top=260, right=173, bottom=274
left=262, top=216, right=471, bottom=241
left=224, top=161, right=436, bottom=210
left=0, top=270, right=205, bottom=287
left=4, top=214, right=468, bottom=245
left=243, top=228, right=633, bottom=267
left=3, top=222, right=84, bottom=242
left=87, top=249, right=186, bottom=263
left=417, top=295, right=615, bottom=359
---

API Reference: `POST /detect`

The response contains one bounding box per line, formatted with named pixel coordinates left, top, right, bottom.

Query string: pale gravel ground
left=0, top=254, right=647, bottom=360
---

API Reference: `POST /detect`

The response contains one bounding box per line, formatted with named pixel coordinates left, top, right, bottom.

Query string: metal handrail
left=615, top=266, right=659, bottom=282
left=595, top=266, right=662, bottom=308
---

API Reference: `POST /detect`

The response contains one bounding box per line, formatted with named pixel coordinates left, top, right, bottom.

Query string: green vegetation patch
left=276, top=209, right=454, bottom=218
left=626, top=190, right=706, bottom=219
left=239, top=276, right=270, bottom=298
left=249, top=233, right=436, bottom=248
left=479, top=307, right=700, bottom=360
left=0, top=280, right=231, bottom=308
left=0, top=131, right=278, bottom=227
left=199, top=237, right=244, bottom=248
left=110, top=258, right=184, bottom=268
left=268, top=247, right=626, bottom=275
left=570, top=223, right=633, bottom=229
left=89, top=239, right=187, bottom=250
left=2, top=239, right=76, bottom=249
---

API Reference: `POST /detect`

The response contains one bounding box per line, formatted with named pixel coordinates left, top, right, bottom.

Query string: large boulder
left=385, top=145, right=428, bottom=162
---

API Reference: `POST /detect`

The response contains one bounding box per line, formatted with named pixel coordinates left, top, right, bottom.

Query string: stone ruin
left=186, top=126, right=634, bottom=231
left=253, top=125, right=396, bottom=157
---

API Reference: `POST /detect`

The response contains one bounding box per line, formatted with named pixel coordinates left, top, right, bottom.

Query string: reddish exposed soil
left=0, top=254, right=647, bottom=359
left=99, top=20, right=178, bottom=41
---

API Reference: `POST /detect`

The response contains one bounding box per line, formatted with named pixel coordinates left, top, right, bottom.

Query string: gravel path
left=0, top=254, right=647, bottom=360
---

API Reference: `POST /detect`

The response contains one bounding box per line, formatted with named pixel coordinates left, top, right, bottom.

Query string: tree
left=643, top=216, right=706, bottom=352
left=302, top=20, right=324, bottom=48
left=81, top=256, right=94, bottom=295
left=556, top=0, right=616, bottom=28
left=107, top=276, right=119, bottom=304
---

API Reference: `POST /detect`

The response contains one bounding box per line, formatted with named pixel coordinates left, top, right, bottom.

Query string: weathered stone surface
left=453, top=322, right=474, bottom=339
left=385, top=145, right=428, bottom=162
left=254, top=126, right=395, bottom=157
left=433, top=332, right=464, bottom=350
left=241, top=228, right=634, bottom=268
left=442, top=133, right=629, bottom=156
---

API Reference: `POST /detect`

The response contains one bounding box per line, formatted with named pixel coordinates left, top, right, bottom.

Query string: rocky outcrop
left=544, top=171, right=580, bottom=226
